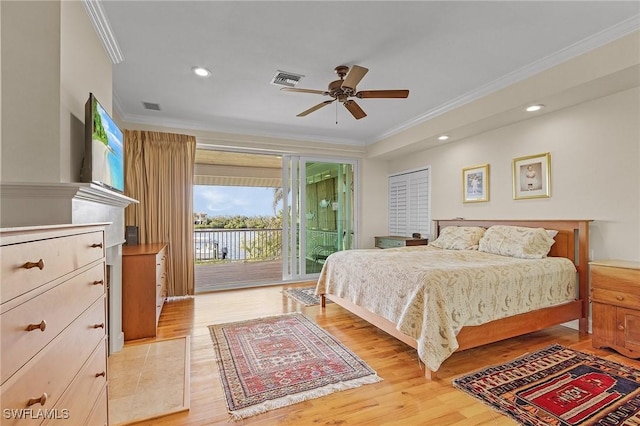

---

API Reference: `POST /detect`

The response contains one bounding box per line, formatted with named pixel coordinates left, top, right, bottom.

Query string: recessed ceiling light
left=525, top=104, right=544, bottom=112
left=438, top=135, right=449, bottom=141
left=192, top=66, right=211, bottom=78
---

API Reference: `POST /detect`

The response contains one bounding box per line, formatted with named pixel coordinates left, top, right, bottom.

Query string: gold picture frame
left=512, top=152, right=551, bottom=200
left=462, top=164, right=489, bottom=203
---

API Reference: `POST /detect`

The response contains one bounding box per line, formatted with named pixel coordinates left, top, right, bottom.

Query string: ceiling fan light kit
left=281, top=65, right=409, bottom=120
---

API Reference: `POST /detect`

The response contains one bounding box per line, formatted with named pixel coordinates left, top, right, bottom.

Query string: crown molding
left=374, top=15, right=640, bottom=143
left=118, top=112, right=365, bottom=147
left=82, top=0, right=124, bottom=64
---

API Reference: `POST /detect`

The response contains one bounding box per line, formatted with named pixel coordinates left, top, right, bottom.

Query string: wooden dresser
left=590, top=260, right=640, bottom=358
left=122, top=243, right=168, bottom=341
left=375, top=235, right=428, bottom=249
left=0, top=224, right=109, bottom=425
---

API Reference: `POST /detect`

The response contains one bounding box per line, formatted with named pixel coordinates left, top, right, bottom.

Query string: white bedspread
left=315, top=245, right=577, bottom=371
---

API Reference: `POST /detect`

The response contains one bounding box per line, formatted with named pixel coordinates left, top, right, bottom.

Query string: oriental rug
left=453, top=344, right=640, bottom=426
left=208, top=313, right=381, bottom=420
left=283, top=286, right=331, bottom=306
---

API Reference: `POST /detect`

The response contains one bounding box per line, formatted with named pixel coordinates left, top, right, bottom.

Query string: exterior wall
left=387, top=87, right=640, bottom=262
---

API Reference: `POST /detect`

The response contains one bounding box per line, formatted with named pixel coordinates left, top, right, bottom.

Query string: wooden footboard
left=321, top=293, right=583, bottom=379
left=319, top=219, right=591, bottom=380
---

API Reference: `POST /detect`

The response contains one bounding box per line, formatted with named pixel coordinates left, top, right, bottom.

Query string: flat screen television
left=81, top=93, right=125, bottom=193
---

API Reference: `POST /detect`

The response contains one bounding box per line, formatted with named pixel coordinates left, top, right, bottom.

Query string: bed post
left=321, top=294, right=326, bottom=308
left=424, top=368, right=436, bottom=380
left=578, top=220, right=590, bottom=334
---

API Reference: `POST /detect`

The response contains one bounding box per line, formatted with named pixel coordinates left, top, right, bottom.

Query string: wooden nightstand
left=375, top=236, right=428, bottom=249
left=590, top=260, right=640, bottom=358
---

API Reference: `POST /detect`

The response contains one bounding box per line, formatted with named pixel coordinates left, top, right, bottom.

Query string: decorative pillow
left=429, top=226, right=486, bottom=250
left=478, top=225, right=556, bottom=259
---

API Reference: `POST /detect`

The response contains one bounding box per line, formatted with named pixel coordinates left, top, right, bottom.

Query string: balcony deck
left=195, top=259, right=283, bottom=293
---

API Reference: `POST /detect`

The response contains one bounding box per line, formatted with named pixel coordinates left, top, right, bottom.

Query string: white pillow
left=429, top=226, right=486, bottom=250
left=478, top=225, right=556, bottom=259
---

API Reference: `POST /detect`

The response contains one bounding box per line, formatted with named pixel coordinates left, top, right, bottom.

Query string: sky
left=194, top=185, right=280, bottom=217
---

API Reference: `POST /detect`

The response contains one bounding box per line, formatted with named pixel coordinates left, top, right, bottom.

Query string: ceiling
left=101, top=1, right=639, bottom=147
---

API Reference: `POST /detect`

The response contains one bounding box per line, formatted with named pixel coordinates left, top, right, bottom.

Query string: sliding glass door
left=282, top=156, right=356, bottom=281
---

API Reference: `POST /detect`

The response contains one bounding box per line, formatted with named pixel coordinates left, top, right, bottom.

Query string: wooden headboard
left=434, top=219, right=592, bottom=330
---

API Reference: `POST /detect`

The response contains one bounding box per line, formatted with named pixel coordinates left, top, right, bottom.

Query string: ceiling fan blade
left=281, top=87, right=328, bottom=95
left=297, top=100, right=335, bottom=117
left=343, top=100, right=367, bottom=120
left=355, top=90, right=410, bottom=99
left=341, top=65, right=368, bottom=90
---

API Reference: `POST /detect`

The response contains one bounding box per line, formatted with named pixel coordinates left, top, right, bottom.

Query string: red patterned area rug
left=208, top=313, right=381, bottom=420
left=453, top=344, right=640, bottom=425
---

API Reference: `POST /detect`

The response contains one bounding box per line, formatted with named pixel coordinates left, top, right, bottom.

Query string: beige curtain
left=124, top=130, right=196, bottom=296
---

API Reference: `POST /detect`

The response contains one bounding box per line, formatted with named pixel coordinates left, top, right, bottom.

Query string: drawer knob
left=91, top=243, right=103, bottom=249
left=92, top=323, right=105, bottom=329
left=22, top=259, right=44, bottom=270
left=95, top=371, right=106, bottom=378
left=616, top=295, right=624, bottom=301
left=26, top=320, right=47, bottom=332
left=618, top=324, right=625, bottom=331
left=27, top=393, right=47, bottom=407
left=92, top=279, right=105, bottom=286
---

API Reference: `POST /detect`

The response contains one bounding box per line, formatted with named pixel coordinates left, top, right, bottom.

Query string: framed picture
left=462, top=164, right=489, bottom=203
left=512, top=152, right=551, bottom=200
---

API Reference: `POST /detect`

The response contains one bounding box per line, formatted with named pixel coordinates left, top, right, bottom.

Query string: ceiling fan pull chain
left=335, top=100, right=338, bottom=125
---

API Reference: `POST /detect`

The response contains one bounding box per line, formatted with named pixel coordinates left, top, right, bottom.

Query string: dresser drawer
left=1, top=231, right=104, bottom=304
left=45, top=339, right=107, bottom=425
left=157, top=246, right=167, bottom=270
left=1, top=261, right=105, bottom=384
left=85, top=386, right=109, bottom=426
left=592, top=288, right=640, bottom=310
left=0, top=298, right=106, bottom=423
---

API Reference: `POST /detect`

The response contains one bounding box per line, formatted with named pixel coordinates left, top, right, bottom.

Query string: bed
left=316, top=219, right=590, bottom=379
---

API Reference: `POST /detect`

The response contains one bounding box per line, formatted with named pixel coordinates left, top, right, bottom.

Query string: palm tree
left=272, top=187, right=284, bottom=215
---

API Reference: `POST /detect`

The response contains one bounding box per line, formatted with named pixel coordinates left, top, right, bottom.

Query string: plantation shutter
left=388, top=168, right=431, bottom=238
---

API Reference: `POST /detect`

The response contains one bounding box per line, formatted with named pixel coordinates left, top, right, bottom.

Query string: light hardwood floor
left=124, top=282, right=636, bottom=425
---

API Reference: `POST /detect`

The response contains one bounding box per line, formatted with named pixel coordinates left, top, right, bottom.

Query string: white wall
left=387, top=87, right=640, bottom=262
left=1, top=1, right=61, bottom=182
left=60, top=0, right=113, bottom=182
left=358, top=158, right=389, bottom=248
left=1, top=0, right=111, bottom=184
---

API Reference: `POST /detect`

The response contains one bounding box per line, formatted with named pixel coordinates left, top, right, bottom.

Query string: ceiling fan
left=281, top=65, right=409, bottom=120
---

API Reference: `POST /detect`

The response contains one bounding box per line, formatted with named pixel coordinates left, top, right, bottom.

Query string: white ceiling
left=101, top=1, right=639, bottom=147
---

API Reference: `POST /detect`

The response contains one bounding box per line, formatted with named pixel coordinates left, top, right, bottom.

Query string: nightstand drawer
left=375, top=236, right=428, bottom=249
left=591, top=265, right=640, bottom=291
left=375, top=238, right=404, bottom=249
left=592, top=288, right=640, bottom=310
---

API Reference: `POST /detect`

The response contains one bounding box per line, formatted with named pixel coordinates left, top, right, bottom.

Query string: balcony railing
left=194, top=228, right=282, bottom=262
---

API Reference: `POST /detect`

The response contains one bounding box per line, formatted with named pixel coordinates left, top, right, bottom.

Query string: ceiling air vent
left=270, top=70, right=304, bottom=88
left=142, top=102, right=161, bottom=111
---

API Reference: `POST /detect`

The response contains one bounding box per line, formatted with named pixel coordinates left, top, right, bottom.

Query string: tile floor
left=108, top=337, right=190, bottom=425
